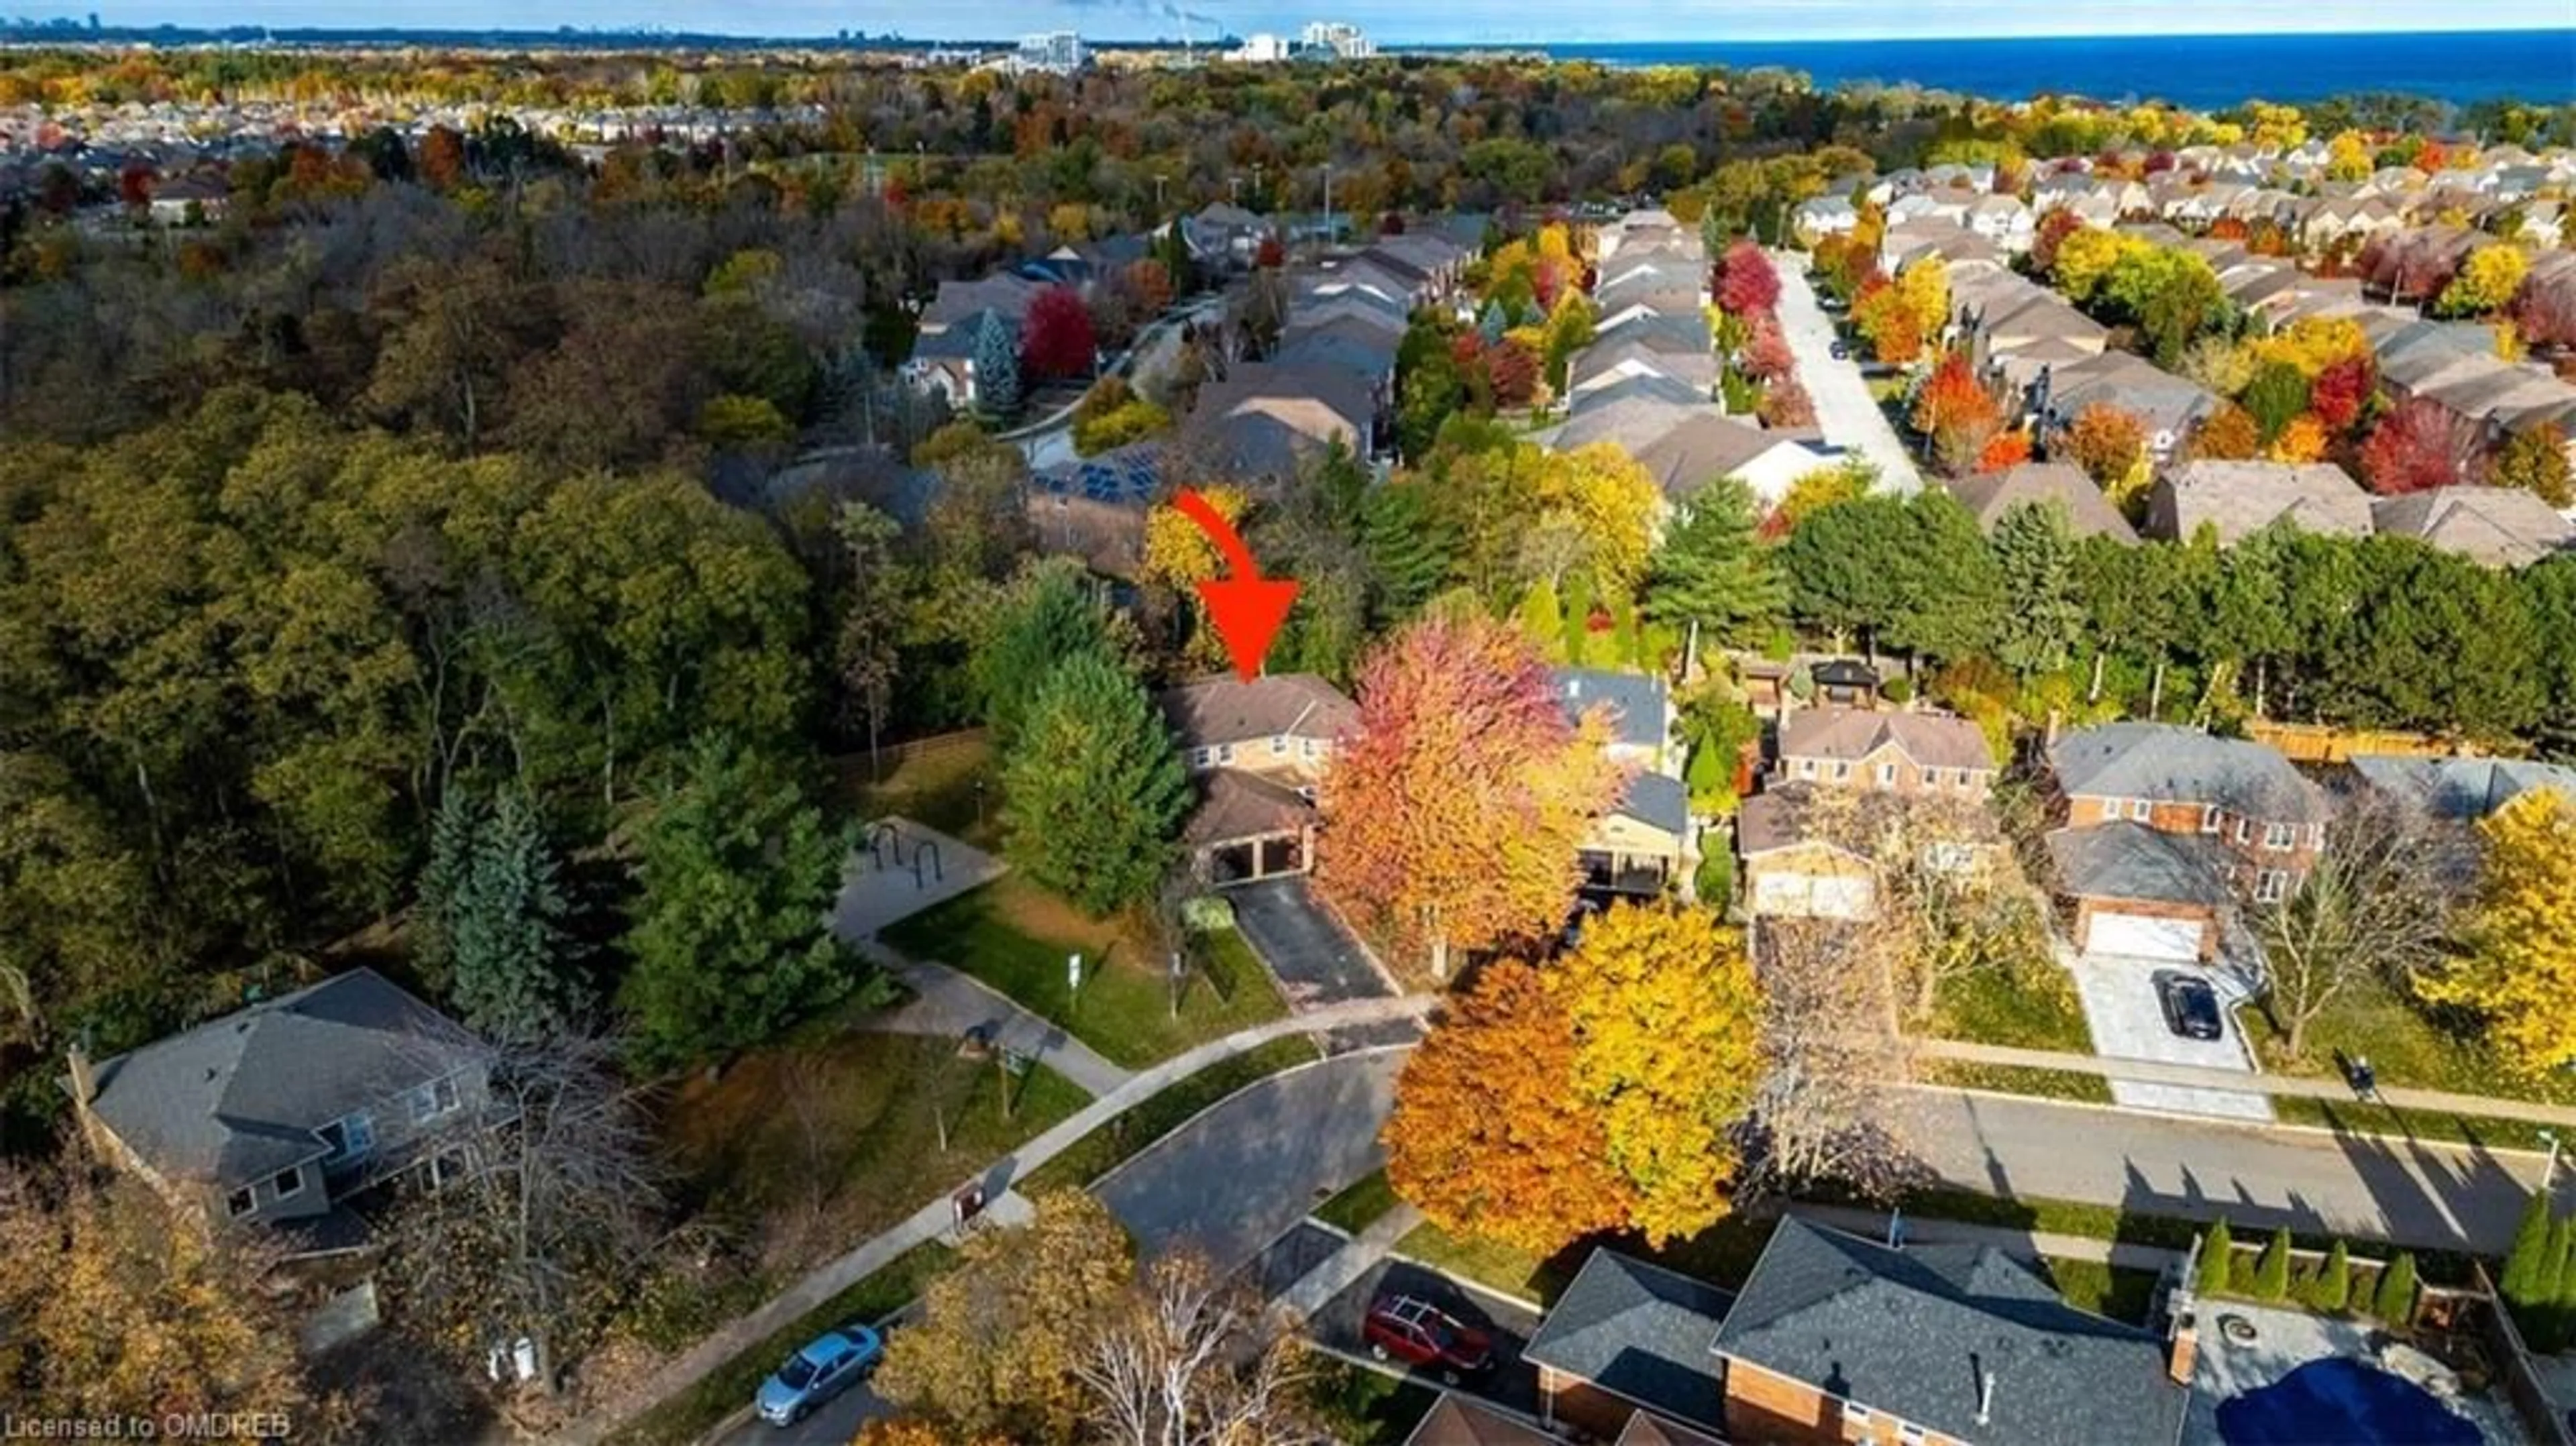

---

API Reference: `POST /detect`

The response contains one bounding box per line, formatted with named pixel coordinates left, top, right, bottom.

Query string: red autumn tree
left=2359, top=396, right=2487, bottom=495
left=1124, top=257, right=1175, bottom=316
left=2310, top=353, right=2375, bottom=434
left=1976, top=430, right=2034, bottom=473
left=420, top=126, right=466, bottom=190
left=2185, top=403, right=2263, bottom=462
left=1715, top=239, right=1781, bottom=317
left=1910, top=351, right=2003, bottom=476
left=1741, top=313, right=1795, bottom=383
left=2031, top=209, right=2085, bottom=274
left=1487, top=337, right=1540, bottom=407
left=1382, top=958, right=1634, bottom=1254
left=1253, top=233, right=1285, bottom=268
left=117, top=162, right=154, bottom=209
left=1019, top=285, right=1097, bottom=381
left=1759, top=378, right=1818, bottom=429
left=1315, top=616, right=1623, bottom=979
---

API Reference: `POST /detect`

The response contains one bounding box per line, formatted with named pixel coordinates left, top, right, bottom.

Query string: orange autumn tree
left=1381, top=959, right=1634, bottom=1254
left=1911, top=351, right=2002, bottom=477
left=1316, top=616, right=1622, bottom=978
left=1976, top=430, right=2033, bottom=473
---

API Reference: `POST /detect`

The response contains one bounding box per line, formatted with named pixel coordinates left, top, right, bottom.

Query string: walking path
left=1273, top=1203, right=1427, bottom=1325
left=1920, top=1038, right=2576, bottom=1127
left=548, top=993, right=1435, bottom=1446
left=854, top=940, right=1134, bottom=1097
left=1783, top=1201, right=2186, bottom=1271
left=1768, top=247, right=1924, bottom=494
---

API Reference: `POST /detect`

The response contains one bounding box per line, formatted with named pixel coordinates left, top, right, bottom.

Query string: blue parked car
left=755, top=1321, right=883, bottom=1427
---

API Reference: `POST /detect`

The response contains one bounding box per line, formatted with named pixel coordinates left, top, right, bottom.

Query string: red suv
left=1364, top=1294, right=1493, bottom=1382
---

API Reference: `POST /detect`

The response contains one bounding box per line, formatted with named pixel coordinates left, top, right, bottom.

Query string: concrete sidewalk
left=548, top=994, right=1436, bottom=1446
left=1272, top=1202, right=1427, bottom=1324
left=856, top=940, right=1134, bottom=1097
left=1919, top=1038, right=2576, bottom=1127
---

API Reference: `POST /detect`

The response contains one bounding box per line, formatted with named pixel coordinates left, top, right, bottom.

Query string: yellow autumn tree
left=1898, top=256, right=1950, bottom=342
left=2246, top=101, right=2309, bottom=150
left=2324, top=130, right=2373, bottom=182
left=1537, top=444, right=1664, bottom=599
left=2266, top=413, right=2331, bottom=463
left=1140, top=484, right=1247, bottom=593
left=2248, top=316, right=2371, bottom=379
left=1554, top=902, right=1766, bottom=1245
left=2438, top=244, right=2530, bottom=320
left=2053, top=226, right=2141, bottom=304
left=2419, top=789, right=2576, bottom=1078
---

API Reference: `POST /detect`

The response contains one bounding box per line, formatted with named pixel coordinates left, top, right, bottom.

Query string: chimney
left=66, top=1040, right=98, bottom=1108
left=1976, top=1368, right=1996, bottom=1428
left=2169, top=1311, right=2198, bottom=1386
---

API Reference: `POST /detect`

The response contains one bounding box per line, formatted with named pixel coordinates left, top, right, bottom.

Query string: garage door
left=1755, top=872, right=1875, bottom=922
left=2087, top=911, right=2204, bottom=961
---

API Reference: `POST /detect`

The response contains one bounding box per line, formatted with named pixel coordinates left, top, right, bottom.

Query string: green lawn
left=2269, top=1095, right=2559, bottom=1154
left=881, top=878, right=1289, bottom=1067
left=1017, top=1035, right=1322, bottom=1194
left=1922, top=957, right=2114, bottom=1102
left=839, top=734, right=1000, bottom=848
left=1923, top=1059, right=2116, bottom=1104
left=2237, top=975, right=2575, bottom=1107
left=1396, top=1211, right=1779, bottom=1308
left=659, top=1031, right=1087, bottom=1272
left=1314, top=1168, right=1403, bottom=1235
left=1303, top=1359, right=1438, bottom=1445
left=2037, top=1257, right=2160, bottom=1325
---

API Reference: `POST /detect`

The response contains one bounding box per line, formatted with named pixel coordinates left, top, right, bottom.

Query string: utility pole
left=1322, top=162, right=1333, bottom=245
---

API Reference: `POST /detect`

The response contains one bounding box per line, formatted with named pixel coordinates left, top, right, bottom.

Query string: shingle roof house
left=2370, top=486, right=2571, bottom=568
left=1159, top=673, right=1357, bottom=755
left=1709, top=1217, right=2192, bottom=1446
left=1156, top=673, right=1356, bottom=886
left=2145, top=461, right=2374, bottom=545
left=2050, top=722, right=2332, bottom=826
left=1525, top=1249, right=1735, bottom=1437
left=1945, top=463, right=2140, bottom=544
left=72, top=968, right=492, bottom=1232
left=1401, top=1396, right=1554, bottom=1446
left=2348, top=755, right=2576, bottom=820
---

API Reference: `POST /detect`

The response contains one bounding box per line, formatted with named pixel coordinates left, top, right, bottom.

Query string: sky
left=77, top=0, right=2576, bottom=42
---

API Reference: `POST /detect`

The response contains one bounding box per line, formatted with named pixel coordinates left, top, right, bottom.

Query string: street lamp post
left=2542, top=1128, right=2562, bottom=1192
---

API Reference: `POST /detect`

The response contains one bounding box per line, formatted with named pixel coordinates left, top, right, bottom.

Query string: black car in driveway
left=2155, top=971, right=2224, bottom=1041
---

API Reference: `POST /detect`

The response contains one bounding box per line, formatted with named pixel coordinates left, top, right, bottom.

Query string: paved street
left=1228, top=877, right=1394, bottom=1008
left=1769, top=247, right=1925, bottom=494
left=1900, top=1087, right=2567, bottom=1254
left=2063, top=951, right=2271, bottom=1122
left=1099, top=1046, right=1404, bottom=1264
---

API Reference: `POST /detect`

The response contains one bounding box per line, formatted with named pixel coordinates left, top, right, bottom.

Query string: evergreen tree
left=1609, top=593, right=1640, bottom=668
left=975, top=562, right=1112, bottom=750
left=1644, top=478, right=1788, bottom=653
left=1990, top=500, right=2086, bottom=678
left=2197, top=1218, right=2235, bottom=1296
left=2503, top=1190, right=2555, bottom=1305
left=1885, top=490, right=2005, bottom=663
left=2253, top=1227, right=2294, bottom=1300
left=2535, top=1213, right=2573, bottom=1349
left=446, top=789, right=584, bottom=1042
left=1563, top=571, right=1597, bottom=667
left=1000, top=654, right=1190, bottom=915
left=971, top=312, right=1022, bottom=419
left=413, top=787, right=478, bottom=995
left=2316, top=1239, right=2352, bottom=1314
left=620, top=738, right=863, bottom=1068
left=2371, top=1252, right=2418, bottom=1324
left=1516, top=577, right=1566, bottom=663
left=1360, top=483, right=1462, bottom=622
left=1784, top=494, right=1910, bottom=654
left=1479, top=299, right=1509, bottom=345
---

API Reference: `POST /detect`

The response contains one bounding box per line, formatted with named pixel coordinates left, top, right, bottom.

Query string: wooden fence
left=2243, top=720, right=2491, bottom=765
left=2475, top=1262, right=2576, bottom=1446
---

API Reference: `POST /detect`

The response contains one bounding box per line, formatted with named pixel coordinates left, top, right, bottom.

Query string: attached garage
left=2082, top=910, right=2209, bottom=962
left=1751, top=869, right=1876, bottom=922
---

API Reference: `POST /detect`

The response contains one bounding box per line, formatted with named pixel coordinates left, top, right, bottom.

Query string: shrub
left=2253, top=1227, right=2294, bottom=1301
left=1882, top=675, right=1915, bottom=706
left=2196, top=1218, right=2235, bottom=1297
left=1694, top=848, right=1735, bottom=908
left=2314, top=1239, right=2352, bottom=1314
left=2372, top=1252, right=2419, bottom=1325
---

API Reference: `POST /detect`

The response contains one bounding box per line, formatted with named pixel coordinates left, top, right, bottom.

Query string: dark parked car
left=1829, top=338, right=1851, bottom=359
left=755, top=1321, right=883, bottom=1427
left=2155, top=971, right=2224, bottom=1041
left=1364, top=1294, right=1492, bottom=1382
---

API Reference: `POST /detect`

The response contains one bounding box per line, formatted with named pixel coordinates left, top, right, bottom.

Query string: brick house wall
left=2063, top=790, right=2321, bottom=897
left=1720, top=1358, right=1967, bottom=1446
left=1539, top=1366, right=1648, bottom=1441
left=1780, top=743, right=1994, bottom=800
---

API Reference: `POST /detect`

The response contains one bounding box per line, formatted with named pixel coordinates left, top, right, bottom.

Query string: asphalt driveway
left=2062, top=948, right=2273, bottom=1122
left=1228, top=877, right=1395, bottom=1009
left=1311, top=1258, right=1546, bottom=1420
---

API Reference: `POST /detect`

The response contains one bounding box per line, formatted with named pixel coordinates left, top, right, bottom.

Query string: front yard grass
left=881, top=877, right=1288, bottom=1068
left=1016, top=1034, right=1322, bottom=1194
left=1395, top=1211, right=1778, bottom=1308
left=1314, top=1168, right=1402, bottom=1235
left=1304, top=1359, right=1438, bottom=1445
left=1922, top=957, right=2115, bottom=1103
left=838, top=734, right=998, bottom=848
left=659, top=1031, right=1087, bottom=1272
left=604, top=1241, right=954, bottom=1446
left=2268, top=1095, right=2559, bottom=1154
left=2037, top=1257, right=2160, bottom=1325
left=2237, top=975, right=2575, bottom=1107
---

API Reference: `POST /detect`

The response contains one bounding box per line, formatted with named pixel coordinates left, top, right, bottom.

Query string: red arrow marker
left=1173, top=488, right=1300, bottom=682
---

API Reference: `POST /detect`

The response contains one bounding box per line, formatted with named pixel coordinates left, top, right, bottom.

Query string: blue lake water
left=1415, top=30, right=2576, bottom=106
left=2215, top=1357, right=2483, bottom=1446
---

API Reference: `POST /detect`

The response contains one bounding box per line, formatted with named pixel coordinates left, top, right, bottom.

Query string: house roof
left=1633, top=416, right=1801, bottom=501
left=2046, top=822, right=2238, bottom=906
left=1187, top=363, right=1377, bottom=476
left=83, top=968, right=486, bottom=1190
left=1180, top=769, right=1316, bottom=846
left=1157, top=673, right=1357, bottom=750
left=1556, top=668, right=1668, bottom=751
left=1613, top=770, right=1693, bottom=838
left=1735, top=785, right=1870, bottom=859
left=1780, top=707, right=1995, bottom=773
left=2348, top=755, right=2576, bottom=820
left=1711, top=1217, right=2190, bottom=1446
left=1401, top=1396, right=1553, bottom=1446
left=2370, top=486, right=2572, bottom=568
left=1523, top=1249, right=1734, bottom=1431
left=2051, top=722, right=2328, bottom=823
left=2150, top=461, right=2373, bottom=546
left=1272, top=319, right=1401, bottom=377
left=1945, top=464, right=2140, bottom=545
left=1612, top=1416, right=1726, bottom=1446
